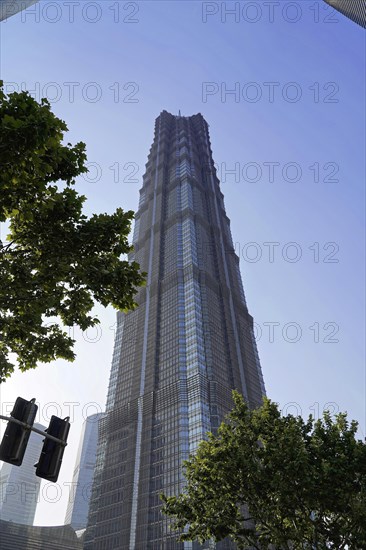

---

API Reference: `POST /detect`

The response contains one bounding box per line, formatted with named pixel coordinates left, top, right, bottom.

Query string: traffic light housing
left=0, top=397, right=38, bottom=466
left=35, top=415, right=70, bottom=483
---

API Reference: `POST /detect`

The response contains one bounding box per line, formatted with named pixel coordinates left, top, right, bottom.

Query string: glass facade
left=84, top=112, right=266, bottom=549
left=0, top=519, right=82, bottom=549
left=0, top=422, right=45, bottom=525
left=323, top=0, right=366, bottom=28
left=65, top=414, right=105, bottom=531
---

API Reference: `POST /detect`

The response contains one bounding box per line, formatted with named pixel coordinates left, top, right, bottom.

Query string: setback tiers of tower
left=85, top=111, right=266, bottom=550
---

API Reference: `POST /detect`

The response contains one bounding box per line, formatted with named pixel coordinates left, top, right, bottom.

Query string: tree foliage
left=162, top=392, right=366, bottom=549
left=0, top=83, right=145, bottom=382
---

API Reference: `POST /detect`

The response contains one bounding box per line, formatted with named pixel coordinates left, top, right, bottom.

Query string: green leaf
left=162, top=393, right=366, bottom=548
left=0, top=82, right=146, bottom=382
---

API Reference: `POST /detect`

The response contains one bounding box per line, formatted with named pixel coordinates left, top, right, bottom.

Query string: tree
left=0, top=83, right=145, bottom=382
left=162, top=392, right=366, bottom=549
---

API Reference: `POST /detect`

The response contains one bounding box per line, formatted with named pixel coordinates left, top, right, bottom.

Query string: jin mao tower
left=85, top=112, right=266, bottom=549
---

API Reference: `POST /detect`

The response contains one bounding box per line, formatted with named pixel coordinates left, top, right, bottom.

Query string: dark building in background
left=0, top=0, right=39, bottom=21
left=0, top=520, right=83, bottom=550
left=84, top=112, right=266, bottom=549
left=323, top=0, right=366, bottom=28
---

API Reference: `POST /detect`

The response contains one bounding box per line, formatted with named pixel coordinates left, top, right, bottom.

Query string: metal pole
left=0, top=415, right=68, bottom=446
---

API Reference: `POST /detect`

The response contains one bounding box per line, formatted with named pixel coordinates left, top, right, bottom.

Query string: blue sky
left=0, top=0, right=365, bottom=526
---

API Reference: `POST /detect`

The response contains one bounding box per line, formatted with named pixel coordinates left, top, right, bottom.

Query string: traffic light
left=0, top=397, right=38, bottom=466
left=35, top=415, right=70, bottom=483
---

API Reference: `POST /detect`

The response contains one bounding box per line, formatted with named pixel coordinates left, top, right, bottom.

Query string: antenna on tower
left=178, top=109, right=181, bottom=116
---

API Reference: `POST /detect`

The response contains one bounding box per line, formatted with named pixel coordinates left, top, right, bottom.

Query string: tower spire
left=84, top=112, right=266, bottom=549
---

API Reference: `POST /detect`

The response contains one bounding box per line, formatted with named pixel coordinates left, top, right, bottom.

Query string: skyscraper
left=0, top=520, right=83, bottom=549
left=0, top=0, right=39, bottom=21
left=65, top=413, right=105, bottom=531
left=85, top=112, right=266, bottom=549
left=0, top=422, right=45, bottom=525
left=323, top=0, right=366, bottom=28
